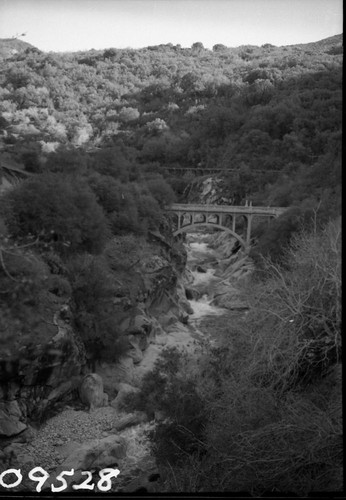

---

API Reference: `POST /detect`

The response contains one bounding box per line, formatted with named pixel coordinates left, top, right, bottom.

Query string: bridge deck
left=166, top=203, right=286, bottom=217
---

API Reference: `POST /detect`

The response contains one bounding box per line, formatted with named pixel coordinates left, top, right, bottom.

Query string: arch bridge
left=166, top=203, right=287, bottom=251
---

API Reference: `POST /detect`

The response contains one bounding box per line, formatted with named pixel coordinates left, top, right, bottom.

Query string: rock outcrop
left=0, top=223, right=187, bottom=438
left=79, top=373, right=108, bottom=411
left=0, top=401, right=27, bottom=437
left=0, top=302, right=85, bottom=436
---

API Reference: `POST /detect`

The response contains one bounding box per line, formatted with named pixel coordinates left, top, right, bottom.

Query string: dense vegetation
left=125, top=219, right=342, bottom=494
left=0, top=34, right=342, bottom=492
left=0, top=34, right=341, bottom=258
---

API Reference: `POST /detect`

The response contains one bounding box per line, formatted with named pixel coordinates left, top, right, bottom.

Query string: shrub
left=136, top=194, right=161, bottom=230
left=118, top=106, right=140, bottom=123
left=88, top=146, right=130, bottom=180
left=87, top=173, right=124, bottom=214
left=246, top=218, right=341, bottom=392
left=108, top=203, right=141, bottom=235
left=44, top=148, right=87, bottom=174
left=2, top=173, right=110, bottom=255
left=145, top=176, right=176, bottom=208
left=66, top=255, right=126, bottom=368
left=250, top=206, right=307, bottom=266
left=46, top=275, right=71, bottom=297
left=103, top=234, right=143, bottom=271
left=123, top=347, right=206, bottom=464
left=156, top=219, right=342, bottom=494
left=0, top=234, right=51, bottom=355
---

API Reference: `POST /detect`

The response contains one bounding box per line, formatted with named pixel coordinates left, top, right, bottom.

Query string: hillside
left=0, top=33, right=342, bottom=256
left=0, top=34, right=342, bottom=495
left=0, top=37, right=40, bottom=60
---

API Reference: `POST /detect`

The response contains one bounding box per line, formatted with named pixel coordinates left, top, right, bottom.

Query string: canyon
left=0, top=225, right=251, bottom=493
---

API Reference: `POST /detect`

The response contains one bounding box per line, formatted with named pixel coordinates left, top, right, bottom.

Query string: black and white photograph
left=0, top=0, right=342, bottom=495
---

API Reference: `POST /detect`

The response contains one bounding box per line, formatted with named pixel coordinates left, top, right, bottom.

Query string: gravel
left=12, top=406, right=125, bottom=472
left=3, top=405, right=157, bottom=493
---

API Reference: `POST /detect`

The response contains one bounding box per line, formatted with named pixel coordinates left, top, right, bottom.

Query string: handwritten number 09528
left=0, top=467, right=120, bottom=491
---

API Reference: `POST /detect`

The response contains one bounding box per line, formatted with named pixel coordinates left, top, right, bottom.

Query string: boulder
left=60, top=434, right=127, bottom=471
left=0, top=401, right=27, bottom=437
left=79, top=373, right=108, bottom=411
left=127, top=332, right=149, bottom=352
left=97, top=358, right=137, bottom=396
left=110, top=383, right=139, bottom=411
left=4, top=424, right=36, bottom=444
left=132, top=314, right=152, bottom=335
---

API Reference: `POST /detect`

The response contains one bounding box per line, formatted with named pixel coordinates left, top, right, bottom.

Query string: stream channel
left=184, top=232, right=234, bottom=345
left=9, top=230, right=249, bottom=493
left=112, top=229, right=250, bottom=492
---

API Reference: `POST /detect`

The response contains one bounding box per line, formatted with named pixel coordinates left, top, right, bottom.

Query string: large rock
left=79, top=373, right=108, bottom=411
left=0, top=303, right=86, bottom=429
left=127, top=332, right=149, bottom=352
left=110, top=383, right=139, bottom=411
left=97, top=358, right=136, bottom=395
left=0, top=401, right=27, bottom=437
left=61, top=434, right=127, bottom=471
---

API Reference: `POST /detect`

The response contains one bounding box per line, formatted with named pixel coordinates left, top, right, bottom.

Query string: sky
left=0, top=0, right=343, bottom=52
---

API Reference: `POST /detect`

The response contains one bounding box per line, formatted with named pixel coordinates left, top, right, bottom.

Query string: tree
left=44, top=148, right=87, bottom=174
left=212, top=44, right=228, bottom=52
left=67, top=255, right=126, bottom=368
left=118, top=106, right=140, bottom=123
left=88, top=146, right=131, bottom=180
left=145, top=176, right=176, bottom=207
left=2, top=173, right=110, bottom=255
left=191, top=42, right=204, bottom=51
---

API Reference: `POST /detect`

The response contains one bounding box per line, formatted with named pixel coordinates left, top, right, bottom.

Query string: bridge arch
left=167, top=203, right=287, bottom=251
left=173, top=222, right=247, bottom=249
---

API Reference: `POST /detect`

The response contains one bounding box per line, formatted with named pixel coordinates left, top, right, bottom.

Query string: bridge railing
left=165, top=204, right=286, bottom=217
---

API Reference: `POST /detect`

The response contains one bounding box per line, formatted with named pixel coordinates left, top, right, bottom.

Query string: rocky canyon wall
left=0, top=219, right=188, bottom=437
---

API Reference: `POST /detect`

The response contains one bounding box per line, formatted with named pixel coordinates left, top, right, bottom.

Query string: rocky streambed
left=0, top=230, right=253, bottom=493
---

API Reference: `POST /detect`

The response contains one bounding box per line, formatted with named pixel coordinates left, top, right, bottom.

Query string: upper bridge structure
left=166, top=203, right=287, bottom=251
